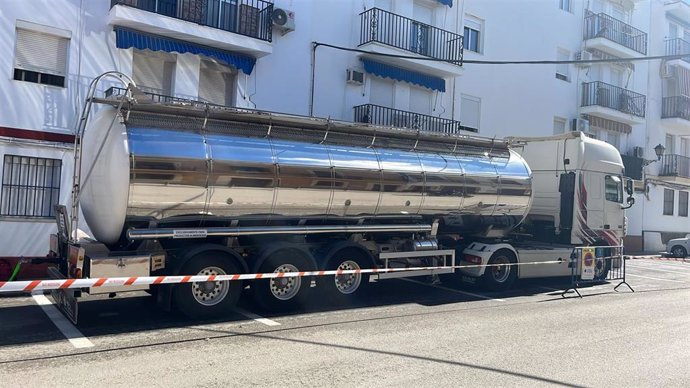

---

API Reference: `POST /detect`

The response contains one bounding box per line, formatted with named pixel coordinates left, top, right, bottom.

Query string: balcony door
left=132, top=50, right=175, bottom=96
left=411, top=3, right=432, bottom=56
left=199, top=59, right=236, bottom=107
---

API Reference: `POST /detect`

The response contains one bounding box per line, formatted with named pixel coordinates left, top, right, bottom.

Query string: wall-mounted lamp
left=643, top=144, right=666, bottom=167
left=643, top=144, right=666, bottom=198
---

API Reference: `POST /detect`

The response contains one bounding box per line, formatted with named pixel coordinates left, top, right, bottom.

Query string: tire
left=482, top=250, right=517, bottom=291
left=671, top=245, right=687, bottom=258
left=593, top=257, right=611, bottom=282
left=173, top=252, right=243, bottom=319
left=317, top=247, right=371, bottom=302
left=252, top=247, right=314, bottom=312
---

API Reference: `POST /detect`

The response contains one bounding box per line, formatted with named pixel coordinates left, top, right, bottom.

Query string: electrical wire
left=313, top=42, right=685, bottom=66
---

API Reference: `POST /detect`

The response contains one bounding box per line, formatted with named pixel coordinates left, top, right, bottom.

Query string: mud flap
left=47, top=267, right=78, bottom=324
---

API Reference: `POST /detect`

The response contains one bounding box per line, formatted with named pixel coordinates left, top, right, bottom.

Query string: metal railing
left=353, top=104, right=471, bottom=134
left=111, top=0, right=273, bottom=42
left=660, top=154, right=690, bottom=178
left=584, top=12, right=647, bottom=55
left=581, top=81, right=646, bottom=118
left=359, top=8, right=463, bottom=65
left=665, top=38, right=690, bottom=64
left=662, top=96, right=690, bottom=121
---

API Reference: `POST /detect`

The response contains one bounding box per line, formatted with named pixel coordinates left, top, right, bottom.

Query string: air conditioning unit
left=661, top=62, right=675, bottom=78
left=630, top=146, right=644, bottom=158
left=571, top=118, right=590, bottom=133
left=574, top=51, right=592, bottom=67
left=346, top=68, right=365, bottom=85
left=271, top=8, right=295, bottom=34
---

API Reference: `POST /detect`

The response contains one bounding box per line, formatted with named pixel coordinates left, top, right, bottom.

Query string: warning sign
left=581, top=247, right=595, bottom=280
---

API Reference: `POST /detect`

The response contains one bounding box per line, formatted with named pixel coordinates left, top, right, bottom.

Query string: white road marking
left=401, top=278, right=506, bottom=302
left=233, top=308, right=281, bottom=326
left=32, top=293, right=94, bottom=348
left=625, top=273, right=687, bottom=283
left=627, top=261, right=690, bottom=273
left=626, top=265, right=690, bottom=276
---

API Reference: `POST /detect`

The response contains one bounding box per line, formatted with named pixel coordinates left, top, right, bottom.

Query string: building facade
left=0, top=0, right=687, bottom=263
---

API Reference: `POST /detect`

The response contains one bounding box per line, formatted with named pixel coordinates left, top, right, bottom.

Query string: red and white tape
left=0, top=261, right=563, bottom=294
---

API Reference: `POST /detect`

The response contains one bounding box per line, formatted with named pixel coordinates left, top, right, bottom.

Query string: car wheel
left=671, top=245, right=687, bottom=258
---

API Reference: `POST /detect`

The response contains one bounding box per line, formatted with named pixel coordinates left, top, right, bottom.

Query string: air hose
left=7, top=261, right=22, bottom=282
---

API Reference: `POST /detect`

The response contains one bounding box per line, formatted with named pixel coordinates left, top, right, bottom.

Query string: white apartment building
left=0, top=0, right=687, bottom=267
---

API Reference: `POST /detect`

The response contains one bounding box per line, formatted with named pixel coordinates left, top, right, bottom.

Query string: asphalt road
left=1, top=257, right=689, bottom=387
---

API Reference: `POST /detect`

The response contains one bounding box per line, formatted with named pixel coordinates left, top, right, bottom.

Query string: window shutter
left=15, top=28, right=68, bottom=76
left=460, top=95, right=481, bottom=130
left=199, top=61, right=235, bottom=106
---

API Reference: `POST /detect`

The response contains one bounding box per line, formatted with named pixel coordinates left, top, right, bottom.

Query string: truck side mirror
left=625, top=179, right=634, bottom=196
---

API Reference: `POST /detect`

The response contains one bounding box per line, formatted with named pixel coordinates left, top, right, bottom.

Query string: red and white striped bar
left=0, top=261, right=562, bottom=294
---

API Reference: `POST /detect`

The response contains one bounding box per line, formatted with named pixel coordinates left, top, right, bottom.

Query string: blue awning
left=114, top=27, right=256, bottom=75
left=436, top=0, right=453, bottom=7
left=361, top=58, right=446, bottom=92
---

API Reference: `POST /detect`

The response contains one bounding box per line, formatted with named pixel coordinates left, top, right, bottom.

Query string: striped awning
left=361, top=58, right=446, bottom=92
left=436, top=0, right=453, bottom=6
left=114, top=27, right=256, bottom=75
left=585, top=115, right=631, bottom=134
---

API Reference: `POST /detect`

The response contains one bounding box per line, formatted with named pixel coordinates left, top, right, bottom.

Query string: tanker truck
left=46, top=81, right=632, bottom=321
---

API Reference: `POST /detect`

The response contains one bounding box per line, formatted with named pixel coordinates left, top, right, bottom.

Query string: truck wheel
left=252, top=248, right=314, bottom=312
left=593, top=257, right=611, bottom=282
left=173, top=253, right=242, bottom=319
left=482, top=250, right=517, bottom=291
left=671, top=245, right=687, bottom=258
left=318, top=248, right=371, bottom=301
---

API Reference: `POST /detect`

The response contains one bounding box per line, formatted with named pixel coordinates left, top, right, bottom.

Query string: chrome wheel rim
left=270, top=264, right=301, bottom=300
left=334, top=260, right=362, bottom=295
left=491, top=257, right=511, bottom=283
left=192, top=266, right=229, bottom=306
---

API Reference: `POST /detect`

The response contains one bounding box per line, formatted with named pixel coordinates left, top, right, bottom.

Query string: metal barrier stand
left=562, top=245, right=633, bottom=298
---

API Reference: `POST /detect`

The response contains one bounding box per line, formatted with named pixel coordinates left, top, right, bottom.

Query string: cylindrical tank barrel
left=79, top=108, right=533, bottom=244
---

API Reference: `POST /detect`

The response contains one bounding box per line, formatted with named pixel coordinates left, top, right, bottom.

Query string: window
left=409, top=86, right=433, bottom=115
left=605, top=175, right=623, bottom=203
left=13, top=25, right=69, bottom=87
left=133, top=50, right=176, bottom=96
left=369, top=76, right=395, bottom=108
left=1, top=155, right=62, bottom=218
left=464, top=17, right=483, bottom=53
left=680, top=191, right=689, bottom=217
left=460, top=94, right=481, bottom=132
left=666, top=134, right=675, bottom=155
left=664, top=189, right=675, bottom=216
left=559, top=0, right=571, bottom=12
left=198, top=59, right=237, bottom=106
left=553, top=117, right=567, bottom=135
left=556, top=48, right=570, bottom=81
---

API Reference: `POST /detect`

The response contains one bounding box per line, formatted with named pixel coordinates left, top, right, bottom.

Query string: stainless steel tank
left=80, top=107, right=533, bottom=244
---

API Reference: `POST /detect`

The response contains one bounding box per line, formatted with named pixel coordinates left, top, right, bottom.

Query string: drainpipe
left=309, top=42, right=317, bottom=117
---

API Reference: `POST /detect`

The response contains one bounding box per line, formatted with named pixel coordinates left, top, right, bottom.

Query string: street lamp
left=643, top=144, right=666, bottom=166
left=643, top=144, right=666, bottom=198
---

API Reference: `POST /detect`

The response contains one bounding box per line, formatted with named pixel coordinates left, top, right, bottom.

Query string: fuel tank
left=80, top=107, right=533, bottom=244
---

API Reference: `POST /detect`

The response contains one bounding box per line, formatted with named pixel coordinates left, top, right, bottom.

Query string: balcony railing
left=359, top=8, right=463, bottom=65
left=660, top=154, right=690, bottom=178
left=665, top=38, right=690, bottom=64
left=584, top=12, right=647, bottom=55
left=353, top=104, right=471, bottom=134
left=662, top=96, right=690, bottom=121
left=581, top=81, right=646, bottom=118
left=111, top=0, right=273, bottom=42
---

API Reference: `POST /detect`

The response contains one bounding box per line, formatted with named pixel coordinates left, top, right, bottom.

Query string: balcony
left=580, top=81, right=646, bottom=124
left=109, top=0, right=273, bottom=57
left=665, top=38, right=690, bottom=71
left=660, top=154, right=690, bottom=179
left=661, top=95, right=690, bottom=130
left=665, top=0, right=690, bottom=21
left=583, top=12, right=647, bottom=57
left=359, top=8, right=463, bottom=76
left=353, top=104, right=471, bottom=135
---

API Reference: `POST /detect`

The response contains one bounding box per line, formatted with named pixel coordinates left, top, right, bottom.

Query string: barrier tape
left=0, top=260, right=564, bottom=293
